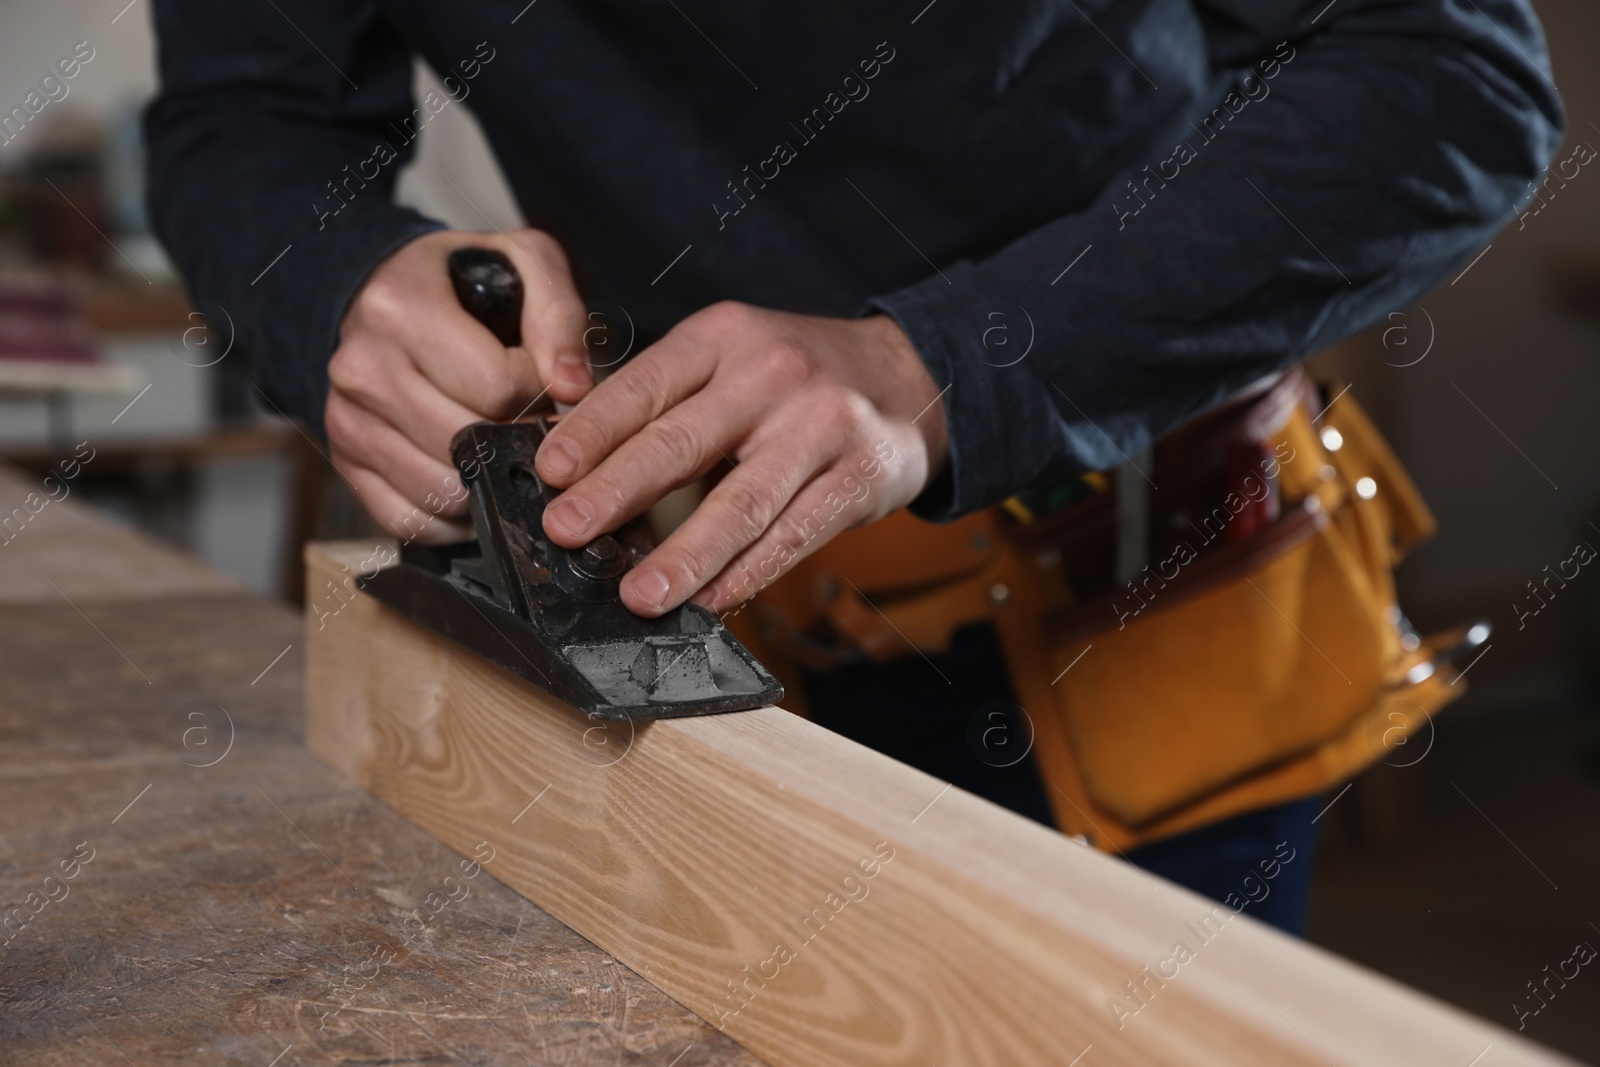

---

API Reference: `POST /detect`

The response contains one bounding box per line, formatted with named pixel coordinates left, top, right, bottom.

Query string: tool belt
left=724, top=369, right=1470, bottom=852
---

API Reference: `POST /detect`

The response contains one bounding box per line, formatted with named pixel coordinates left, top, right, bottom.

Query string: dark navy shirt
left=145, top=0, right=1562, bottom=521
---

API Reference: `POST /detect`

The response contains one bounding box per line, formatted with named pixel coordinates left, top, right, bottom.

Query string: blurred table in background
left=0, top=272, right=332, bottom=604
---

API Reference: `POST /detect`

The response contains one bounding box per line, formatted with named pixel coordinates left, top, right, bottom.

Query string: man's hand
left=534, top=302, right=950, bottom=617
left=327, top=228, right=592, bottom=542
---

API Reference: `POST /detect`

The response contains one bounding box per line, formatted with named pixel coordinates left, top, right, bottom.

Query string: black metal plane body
left=360, top=419, right=782, bottom=721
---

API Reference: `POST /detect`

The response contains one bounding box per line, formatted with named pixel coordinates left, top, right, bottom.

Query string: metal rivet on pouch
left=989, top=583, right=1010, bottom=605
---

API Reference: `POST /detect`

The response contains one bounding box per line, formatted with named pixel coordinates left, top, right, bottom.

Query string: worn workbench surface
left=0, top=467, right=761, bottom=1067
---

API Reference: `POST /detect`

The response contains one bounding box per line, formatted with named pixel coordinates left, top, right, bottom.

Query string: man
left=146, top=0, right=1561, bottom=933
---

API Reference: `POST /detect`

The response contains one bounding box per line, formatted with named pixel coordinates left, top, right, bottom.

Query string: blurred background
left=0, top=0, right=1597, bottom=1060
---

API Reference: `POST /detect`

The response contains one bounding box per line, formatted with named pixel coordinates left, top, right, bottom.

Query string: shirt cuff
left=870, top=264, right=1078, bottom=523
left=253, top=207, right=447, bottom=437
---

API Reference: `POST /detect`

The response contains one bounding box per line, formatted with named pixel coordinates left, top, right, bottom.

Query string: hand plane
left=358, top=248, right=783, bottom=721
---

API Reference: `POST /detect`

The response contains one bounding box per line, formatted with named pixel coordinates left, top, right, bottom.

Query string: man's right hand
left=326, top=228, right=592, bottom=543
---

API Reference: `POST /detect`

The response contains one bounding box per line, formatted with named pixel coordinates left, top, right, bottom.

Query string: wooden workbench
left=0, top=467, right=761, bottom=1066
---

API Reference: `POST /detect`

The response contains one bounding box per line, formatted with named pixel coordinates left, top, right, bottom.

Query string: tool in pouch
left=360, top=248, right=784, bottom=721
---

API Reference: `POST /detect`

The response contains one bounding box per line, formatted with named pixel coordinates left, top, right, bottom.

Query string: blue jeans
left=802, top=623, right=1319, bottom=936
left=1124, top=796, right=1320, bottom=936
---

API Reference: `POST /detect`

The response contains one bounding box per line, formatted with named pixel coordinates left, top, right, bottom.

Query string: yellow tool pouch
left=726, top=371, right=1470, bottom=852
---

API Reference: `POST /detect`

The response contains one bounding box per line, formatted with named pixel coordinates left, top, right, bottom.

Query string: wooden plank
left=0, top=500, right=758, bottom=1066
left=306, top=539, right=1579, bottom=1067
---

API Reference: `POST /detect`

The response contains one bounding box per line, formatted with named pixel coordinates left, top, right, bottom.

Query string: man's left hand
left=532, top=302, right=950, bottom=617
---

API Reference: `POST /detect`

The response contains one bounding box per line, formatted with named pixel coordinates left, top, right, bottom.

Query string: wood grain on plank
left=306, top=539, right=1578, bottom=1067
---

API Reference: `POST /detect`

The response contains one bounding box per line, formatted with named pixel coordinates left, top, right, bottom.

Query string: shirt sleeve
left=145, top=0, right=446, bottom=433
left=872, top=0, right=1564, bottom=522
